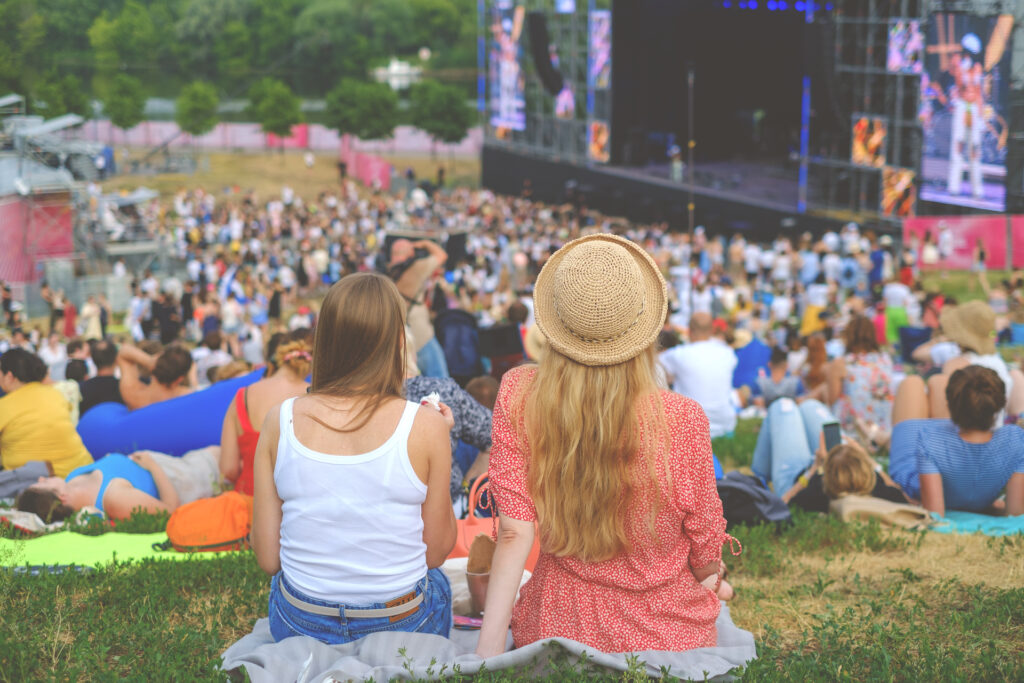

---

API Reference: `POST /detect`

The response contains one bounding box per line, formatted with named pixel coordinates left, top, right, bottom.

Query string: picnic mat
left=933, top=511, right=1024, bottom=536
left=0, top=531, right=241, bottom=568
left=222, top=561, right=756, bottom=681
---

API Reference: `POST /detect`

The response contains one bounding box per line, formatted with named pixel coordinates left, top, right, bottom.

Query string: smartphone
left=453, top=615, right=482, bottom=630
left=822, top=421, right=842, bottom=452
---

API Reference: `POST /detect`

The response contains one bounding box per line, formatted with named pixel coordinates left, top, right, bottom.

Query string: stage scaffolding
left=809, top=0, right=1024, bottom=225
left=480, top=0, right=610, bottom=166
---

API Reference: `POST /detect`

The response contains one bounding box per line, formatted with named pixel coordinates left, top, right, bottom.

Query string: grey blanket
left=221, top=563, right=756, bottom=681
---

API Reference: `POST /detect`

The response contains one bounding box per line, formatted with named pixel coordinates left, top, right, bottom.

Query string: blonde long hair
left=519, top=346, right=666, bottom=563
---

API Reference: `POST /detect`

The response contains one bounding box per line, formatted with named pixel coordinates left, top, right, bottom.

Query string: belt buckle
left=385, top=591, right=418, bottom=623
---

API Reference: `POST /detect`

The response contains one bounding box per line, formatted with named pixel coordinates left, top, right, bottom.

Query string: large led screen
left=920, top=14, right=1013, bottom=211
left=489, top=2, right=526, bottom=131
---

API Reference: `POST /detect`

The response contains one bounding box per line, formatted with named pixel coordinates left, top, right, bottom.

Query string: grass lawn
left=3, top=422, right=1022, bottom=681
left=99, top=150, right=480, bottom=201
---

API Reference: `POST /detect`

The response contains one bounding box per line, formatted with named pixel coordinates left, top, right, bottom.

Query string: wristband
left=798, top=473, right=811, bottom=488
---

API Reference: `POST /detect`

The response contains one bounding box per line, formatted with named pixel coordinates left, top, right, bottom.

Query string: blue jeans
left=888, top=419, right=930, bottom=500
left=268, top=570, right=452, bottom=645
left=416, top=337, right=450, bottom=378
left=751, top=398, right=837, bottom=494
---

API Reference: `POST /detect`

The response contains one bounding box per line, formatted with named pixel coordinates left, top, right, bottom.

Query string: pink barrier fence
left=903, top=215, right=1024, bottom=270
left=73, top=121, right=482, bottom=156
left=340, top=134, right=393, bottom=191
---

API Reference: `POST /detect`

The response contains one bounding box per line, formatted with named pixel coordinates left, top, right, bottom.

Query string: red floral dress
left=488, top=366, right=735, bottom=653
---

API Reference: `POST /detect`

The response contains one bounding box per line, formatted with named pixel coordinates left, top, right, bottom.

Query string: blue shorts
left=268, top=569, right=452, bottom=645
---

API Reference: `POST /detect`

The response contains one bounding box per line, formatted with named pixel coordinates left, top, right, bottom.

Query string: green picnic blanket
left=0, top=531, right=246, bottom=568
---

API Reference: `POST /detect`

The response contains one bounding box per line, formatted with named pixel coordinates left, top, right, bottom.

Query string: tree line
left=0, top=0, right=477, bottom=143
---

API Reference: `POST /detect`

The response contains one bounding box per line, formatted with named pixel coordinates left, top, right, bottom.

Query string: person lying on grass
left=17, top=452, right=181, bottom=522
left=889, top=364, right=1024, bottom=517
left=251, top=273, right=457, bottom=645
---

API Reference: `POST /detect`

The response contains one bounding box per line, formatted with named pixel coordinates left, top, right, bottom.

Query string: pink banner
left=339, top=135, right=392, bottom=191
left=902, top=215, right=1023, bottom=270
left=265, top=123, right=309, bottom=149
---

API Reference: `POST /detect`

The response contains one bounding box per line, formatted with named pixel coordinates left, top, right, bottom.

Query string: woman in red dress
left=476, top=234, right=737, bottom=657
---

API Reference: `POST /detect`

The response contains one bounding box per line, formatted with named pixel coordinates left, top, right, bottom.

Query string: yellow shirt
left=0, top=382, right=93, bottom=477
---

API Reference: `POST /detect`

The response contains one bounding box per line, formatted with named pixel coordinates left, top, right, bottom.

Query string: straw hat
left=940, top=300, right=996, bottom=355
left=533, top=234, right=667, bottom=366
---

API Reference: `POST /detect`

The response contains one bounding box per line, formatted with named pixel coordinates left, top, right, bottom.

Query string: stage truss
left=809, top=0, right=1024, bottom=225
left=479, top=0, right=611, bottom=166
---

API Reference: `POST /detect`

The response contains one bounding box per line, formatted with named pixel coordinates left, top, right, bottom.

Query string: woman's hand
left=437, top=401, right=455, bottom=431
left=129, top=452, right=156, bottom=471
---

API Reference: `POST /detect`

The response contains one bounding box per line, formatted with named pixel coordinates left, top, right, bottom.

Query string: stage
left=482, top=145, right=848, bottom=237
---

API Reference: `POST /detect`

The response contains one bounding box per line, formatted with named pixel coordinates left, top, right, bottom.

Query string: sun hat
left=533, top=234, right=667, bottom=366
left=940, top=300, right=996, bottom=355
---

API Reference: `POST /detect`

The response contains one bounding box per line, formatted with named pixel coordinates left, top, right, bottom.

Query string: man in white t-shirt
left=659, top=312, right=738, bottom=438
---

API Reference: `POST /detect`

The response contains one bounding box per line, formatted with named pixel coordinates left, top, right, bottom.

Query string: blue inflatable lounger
left=77, top=369, right=264, bottom=459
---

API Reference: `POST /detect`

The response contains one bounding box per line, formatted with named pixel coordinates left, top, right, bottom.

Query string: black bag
left=716, top=471, right=792, bottom=530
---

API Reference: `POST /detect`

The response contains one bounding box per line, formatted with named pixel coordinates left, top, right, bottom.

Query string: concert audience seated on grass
left=889, top=365, right=1024, bottom=517
left=219, top=337, right=311, bottom=496
left=476, top=235, right=736, bottom=658
left=825, top=315, right=894, bottom=452
left=251, top=273, right=457, bottom=645
left=116, top=343, right=195, bottom=411
left=0, top=348, right=92, bottom=478
left=17, top=448, right=221, bottom=522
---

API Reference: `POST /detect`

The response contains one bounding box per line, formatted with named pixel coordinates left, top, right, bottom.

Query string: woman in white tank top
left=252, top=273, right=457, bottom=645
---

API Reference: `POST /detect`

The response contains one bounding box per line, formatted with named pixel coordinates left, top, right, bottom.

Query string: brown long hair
left=517, top=346, right=666, bottom=563
left=309, top=273, right=406, bottom=432
left=804, top=335, right=827, bottom=389
left=843, top=315, right=879, bottom=354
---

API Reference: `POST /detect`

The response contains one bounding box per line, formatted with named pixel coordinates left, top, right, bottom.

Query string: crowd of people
left=2, top=178, right=1023, bottom=658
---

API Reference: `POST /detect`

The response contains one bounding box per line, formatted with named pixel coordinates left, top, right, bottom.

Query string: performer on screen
left=946, top=34, right=987, bottom=199
left=492, top=6, right=525, bottom=127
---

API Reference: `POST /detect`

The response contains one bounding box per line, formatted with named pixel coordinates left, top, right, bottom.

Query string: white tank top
left=275, top=397, right=428, bottom=603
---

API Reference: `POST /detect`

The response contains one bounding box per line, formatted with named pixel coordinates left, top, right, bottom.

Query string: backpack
left=156, top=491, right=253, bottom=553
left=716, top=471, right=792, bottom=531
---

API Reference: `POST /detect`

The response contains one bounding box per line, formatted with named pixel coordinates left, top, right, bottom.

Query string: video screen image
left=588, top=120, right=610, bottom=162
left=488, top=3, right=526, bottom=131
left=851, top=116, right=887, bottom=168
left=881, top=167, right=917, bottom=218
left=589, top=10, right=611, bottom=90
left=887, top=20, right=924, bottom=74
left=919, top=14, right=1014, bottom=211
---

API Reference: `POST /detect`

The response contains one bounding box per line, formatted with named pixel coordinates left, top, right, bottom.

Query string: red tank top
left=234, top=387, right=261, bottom=496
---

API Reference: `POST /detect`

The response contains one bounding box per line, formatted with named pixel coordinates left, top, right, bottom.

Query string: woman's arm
left=102, top=453, right=181, bottom=520
left=414, top=405, right=457, bottom=568
left=919, top=472, right=945, bottom=517
left=252, top=405, right=284, bottom=575
left=824, top=357, right=845, bottom=406
left=219, top=397, right=242, bottom=484
left=476, top=514, right=535, bottom=658
left=1005, top=472, right=1024, bottom=517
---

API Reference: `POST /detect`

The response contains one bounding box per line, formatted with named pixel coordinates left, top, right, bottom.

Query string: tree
left=324, top=79, right=398, bottom=141
left=32, top=74, right=90, bottom=118
left=175, top=80, right=219, bottom=137
left=408, top=79, right=473, bottom=150
left=247, top=78, right=302, bottom=146
left=103, top=73, right=146, bottom=130
left=409, top=0, right=461, bottom=52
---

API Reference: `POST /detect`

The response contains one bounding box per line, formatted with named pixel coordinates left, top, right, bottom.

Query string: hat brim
left=940, top=305, right=996, bottom=355
left=534, top=234, right=667, bottom=367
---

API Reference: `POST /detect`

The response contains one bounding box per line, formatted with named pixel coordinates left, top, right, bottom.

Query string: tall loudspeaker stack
left=527, top=12, right=566, bottom=96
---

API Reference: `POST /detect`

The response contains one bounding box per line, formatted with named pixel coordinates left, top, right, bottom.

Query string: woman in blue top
left=890, top=365, right=1024, bottom=517
left=16, top=452, right=180, bottom=522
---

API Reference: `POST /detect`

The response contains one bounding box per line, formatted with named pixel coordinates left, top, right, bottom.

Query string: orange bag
left=448, top=478, right=540, bottom=571
left=160, top=491, right=253, bottom=553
